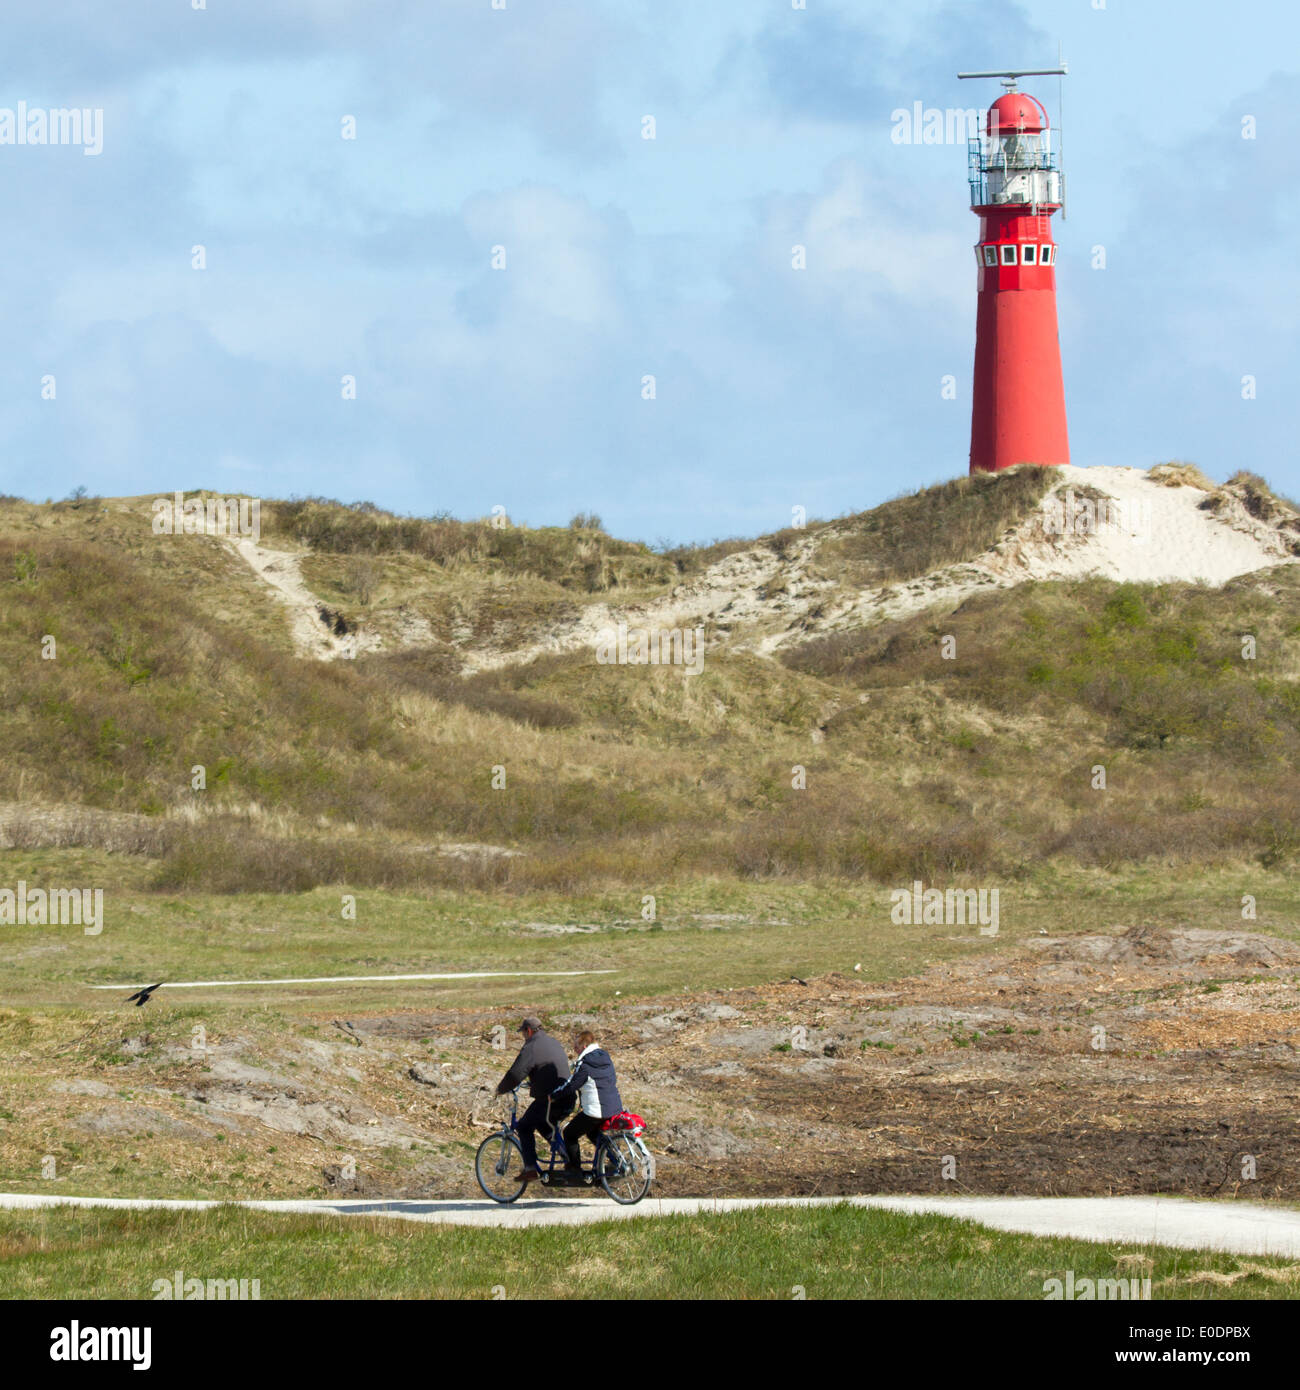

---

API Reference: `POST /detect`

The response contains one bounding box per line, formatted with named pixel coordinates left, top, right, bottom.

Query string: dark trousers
left=516, top=1094, right=573, bottom=1170
left=563, top=1112, right=604, bottom=1167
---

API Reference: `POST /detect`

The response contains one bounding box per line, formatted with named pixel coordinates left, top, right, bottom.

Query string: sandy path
left=4, top=1192, right=1299, bottom=1254
left=229, top=538, right=382, bottom=660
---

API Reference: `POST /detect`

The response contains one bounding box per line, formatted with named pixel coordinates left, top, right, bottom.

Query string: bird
left=125, top=982, right=163, bottom=1007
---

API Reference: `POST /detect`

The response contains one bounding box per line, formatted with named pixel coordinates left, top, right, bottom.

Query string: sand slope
left=225, top=467, right=1299, bottom=665
left=470, top=466, right=1299, bottom=668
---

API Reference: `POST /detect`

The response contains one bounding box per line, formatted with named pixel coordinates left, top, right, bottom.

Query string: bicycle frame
left=479, top=1086, right=649, bottom=1204
left=502, top=1089, right=610, bottom=1179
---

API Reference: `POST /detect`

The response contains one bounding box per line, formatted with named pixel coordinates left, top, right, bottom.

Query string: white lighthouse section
left=983, top=127, right=1061, bottom=207
left=960, top=65, right=1069, bottom=215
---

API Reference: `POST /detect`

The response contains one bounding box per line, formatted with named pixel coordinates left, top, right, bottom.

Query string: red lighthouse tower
left=959, top=67, right=1069, bottom=474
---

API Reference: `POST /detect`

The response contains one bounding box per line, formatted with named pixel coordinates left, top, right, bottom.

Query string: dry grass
left=1215, top=471, right=1300, bottom=533
left=816, top=465, right=1055, bottom=585
left=1, top=477, right=1297, bottom=894
left=361, top=649, right=582, bottom=729
left=1148, top=460, right=1216, bottom=491
left=268, top=497, right=673, bottom=594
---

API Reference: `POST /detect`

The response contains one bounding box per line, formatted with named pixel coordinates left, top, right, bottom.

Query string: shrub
left=820, top=465, right=1056, bottom=585
left=267, top=497, right=670, bottom=592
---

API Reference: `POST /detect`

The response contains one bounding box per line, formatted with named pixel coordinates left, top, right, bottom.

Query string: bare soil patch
left=14, top=924, right=1297, bottom=1203
left=333, top=923, right=1300, bottom=1199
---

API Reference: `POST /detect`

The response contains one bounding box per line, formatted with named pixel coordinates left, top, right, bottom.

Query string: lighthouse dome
left=986, top=92, right=1048, bottom=136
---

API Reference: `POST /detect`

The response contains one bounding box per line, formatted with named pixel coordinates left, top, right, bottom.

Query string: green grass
left=3, top=856, right=1293, bottom=1203
left=4, top=852, right=1298, bottom=1012
left=784, top=570, right=1300, bottom=761
left=2, top=1203, right=1295, bottom=1300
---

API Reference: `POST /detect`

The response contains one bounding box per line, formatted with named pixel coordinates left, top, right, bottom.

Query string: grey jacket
left=497, top=1029, right=570, bottom=1100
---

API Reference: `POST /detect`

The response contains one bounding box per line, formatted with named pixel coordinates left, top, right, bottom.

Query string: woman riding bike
left=551, top=1030, right=622, bottom=1173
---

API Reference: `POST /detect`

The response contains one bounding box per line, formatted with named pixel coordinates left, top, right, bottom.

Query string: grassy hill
left=3, top=473, right=1300, bottom=1250
left=0, top=473, right=1296, bottom=895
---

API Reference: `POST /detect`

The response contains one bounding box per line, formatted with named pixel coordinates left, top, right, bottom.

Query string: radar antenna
left=956, top=64, right=1068, bottom=92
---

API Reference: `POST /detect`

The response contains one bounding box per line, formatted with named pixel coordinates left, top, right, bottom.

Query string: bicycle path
left=4, top=1193, right=1300, bottom=1257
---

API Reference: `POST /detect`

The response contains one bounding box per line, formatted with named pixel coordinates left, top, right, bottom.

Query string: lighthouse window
left=1021, top=244, right=1037, bottom=265
left=1000, top=244, right=1017, bottom=266
left=982, top=246, right=998, bottom=267
left=1040, top=245, right=1054, bottom=266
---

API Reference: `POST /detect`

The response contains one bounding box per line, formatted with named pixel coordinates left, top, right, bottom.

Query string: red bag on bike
left=601, top=1111, right=646, bottom=1136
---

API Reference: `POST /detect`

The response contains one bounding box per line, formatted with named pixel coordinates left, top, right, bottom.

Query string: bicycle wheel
left=476, top=1132, right=528, bottom=1203
left=594, top=1133, right=653, bottom=1205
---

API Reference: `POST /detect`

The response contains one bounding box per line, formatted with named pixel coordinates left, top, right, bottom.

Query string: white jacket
left=556, top=1043, right=623, bottom=1119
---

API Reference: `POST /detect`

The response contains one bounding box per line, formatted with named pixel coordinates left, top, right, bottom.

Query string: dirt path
left=5, top=1192, right=1299, bottom=1253
left=228, top=538, right=382, bottom=660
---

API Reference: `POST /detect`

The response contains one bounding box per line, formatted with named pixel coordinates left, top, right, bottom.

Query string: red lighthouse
left=959, top=68, right=1069, bottom=473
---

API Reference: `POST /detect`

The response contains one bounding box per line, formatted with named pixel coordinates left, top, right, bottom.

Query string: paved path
left=4, top=1193, right=1300, bottom=1256
left=88, top=969, right=616, bottom=990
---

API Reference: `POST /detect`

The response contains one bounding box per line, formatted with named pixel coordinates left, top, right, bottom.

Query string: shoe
left=520, top=1169, right=540, bottom=1185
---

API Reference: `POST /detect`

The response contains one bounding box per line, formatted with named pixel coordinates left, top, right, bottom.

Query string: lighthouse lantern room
left=958, top=66, right=1070, bottom=475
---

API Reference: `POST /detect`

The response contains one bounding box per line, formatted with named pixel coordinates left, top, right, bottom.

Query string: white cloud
left=461, top=186, right=625, bottom=329
left=801, top=160, right=968, bottom=313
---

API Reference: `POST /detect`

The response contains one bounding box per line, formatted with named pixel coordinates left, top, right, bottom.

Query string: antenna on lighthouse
left=1057, top=44, right=1067, bottom=219
left=956, top=65, right=1068, bottom=85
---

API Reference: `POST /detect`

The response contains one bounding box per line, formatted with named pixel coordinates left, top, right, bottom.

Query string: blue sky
left=1, top=0, right=1296, bottom=543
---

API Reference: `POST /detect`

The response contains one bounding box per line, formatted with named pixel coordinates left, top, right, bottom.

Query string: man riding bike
left=494, top=1015, right=572, bottom=1185
left=551, top=1030, right=623, bottom=1173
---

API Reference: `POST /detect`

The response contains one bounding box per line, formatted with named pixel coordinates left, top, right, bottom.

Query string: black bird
left=125, top=982, right=163, bottom=1007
